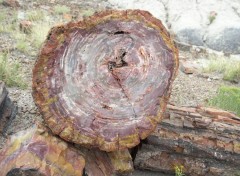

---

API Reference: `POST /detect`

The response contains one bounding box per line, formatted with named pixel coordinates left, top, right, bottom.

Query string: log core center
left=48, top=20, right=174, bottom=122
left=108, top=49, right=128, bottom=71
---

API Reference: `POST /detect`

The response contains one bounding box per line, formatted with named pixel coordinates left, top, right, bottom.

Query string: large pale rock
left=167, top=0, right=205, bottom=46
left=108, top=0, right=167, bottom=28
left=201, top=0, right=240, bottom=54
left=166, top=0, right=240, bottom=54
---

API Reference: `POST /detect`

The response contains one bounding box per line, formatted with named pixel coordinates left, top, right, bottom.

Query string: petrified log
left=134, top=105, right=240, bottom=176
left=79, top=147, right=133, bottom=175
left=0, top=81, right=17, bottom=134
left=32, top=10, right=179, bottom=151
left=0, top=125, right=85, bottom=176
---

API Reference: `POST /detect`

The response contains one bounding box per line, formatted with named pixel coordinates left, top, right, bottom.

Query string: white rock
left=167, top=0, right=205, bottom=46
left=108, top=0, right=167, bottom=28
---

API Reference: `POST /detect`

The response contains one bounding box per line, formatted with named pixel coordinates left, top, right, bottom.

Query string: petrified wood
left=134, top=105, right=240, bottom=176
left=32, top=10, right=179, bottom=151
left=0, top=81, right=17, bottom=134
left=79, top=147, right=133, bottom=175
left=0, top=125, right=85, bottom=176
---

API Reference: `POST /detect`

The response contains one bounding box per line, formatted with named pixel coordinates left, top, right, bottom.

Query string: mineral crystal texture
left=0, top=125, right=85, bottom=176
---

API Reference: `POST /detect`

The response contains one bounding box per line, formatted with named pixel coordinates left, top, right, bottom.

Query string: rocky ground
left=0, top=0, right=239, bottom=175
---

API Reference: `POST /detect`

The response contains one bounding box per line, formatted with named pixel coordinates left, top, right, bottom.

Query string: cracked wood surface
left=134, top=105, right=240, bottom=176
left=32, top=10, right=179, bottom=152
left=79, top=147, right=133, bottom=176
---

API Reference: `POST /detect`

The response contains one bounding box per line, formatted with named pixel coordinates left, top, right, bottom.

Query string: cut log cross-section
left=32, top=10, right=179, bottom=151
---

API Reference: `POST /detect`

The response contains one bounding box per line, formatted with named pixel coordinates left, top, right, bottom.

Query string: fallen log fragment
left=0, top=125, right=134, bottom=176
left=0, top=81, right=17, bottom=134
left=32, top=10, right=179, bottom=151
left=134, top=105, right=240, bottom=176
left=79, top=147, right=133, bottom=176
left=0, top=125, right=85, bottom=176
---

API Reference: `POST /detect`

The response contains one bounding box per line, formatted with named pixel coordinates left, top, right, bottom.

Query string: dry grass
left=16, top=39, right=29, bottom=53
left=0, top=10, right=17, bottom=33
left=26, top=10, right=45, bottom=21
left=81, top=9, right=95, bottom=17
left=0, top=52, right=27, bottom=88
left=31, top=22, right=51, bottom=48
left=0, top=10, right=51, bottom=52
left=204, top=55, right=240, bottom=82
left=0, top=9, right=7, bottom=22
left=14, top=32, right=30, bottom=53
left=54, top=5, right=70, bottom=15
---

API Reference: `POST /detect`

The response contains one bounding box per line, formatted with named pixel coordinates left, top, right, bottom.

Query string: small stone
left=2, top=0, right=20, bottom=8
left=63, top=14, right=72, bottom=21
left=211, top=76, right=221, bottom=80
left=180, top=60, right=197, bottom=74
left=209, top=167, right=224, bottom=176
left=29, top=108, right=37, bottom=114
left=19, top=20, right=32, bottom=34
left=233, top=141, right=240, bottom=154
left=183, top=119, right=194, bottom=128
left=17, top=11, right=25, bottom=20
left=195, top=47, right=201, bottom=53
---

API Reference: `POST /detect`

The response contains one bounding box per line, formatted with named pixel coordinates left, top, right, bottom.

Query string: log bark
left=79, top=147, right=133, bottom=176
left=0, top=81, right=17, bottom=134
left=0, top=125, right=85, bottom=176
left=134, top=105, right=240, bottom=176
left=32, top=10, right=179, bottom=151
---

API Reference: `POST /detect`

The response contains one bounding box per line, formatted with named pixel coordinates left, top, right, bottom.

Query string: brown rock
left=0, top=125, right=85, bottom=176
left=63, top=13, right=72, bottom=21
left=2, top=0, right=20, bottom=8
left=19, top=20, right=32, bottom=34
left=179, top=60, right=197, bottom=74
left=32, top=10, right=179, bottom=152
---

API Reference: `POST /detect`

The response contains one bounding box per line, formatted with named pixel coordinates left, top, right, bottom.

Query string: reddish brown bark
left=134, top=105, right=240, bottom=176
left=32, top=10, right=179, bottom=151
